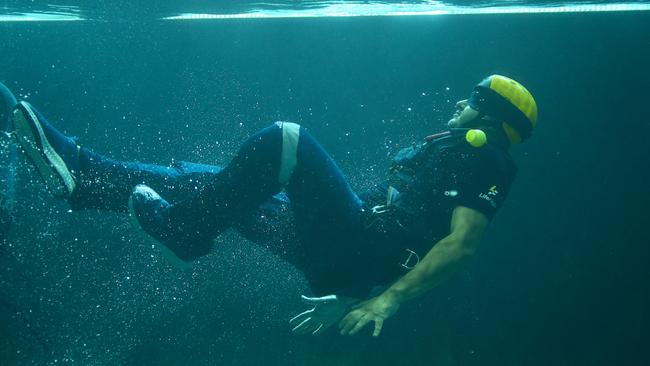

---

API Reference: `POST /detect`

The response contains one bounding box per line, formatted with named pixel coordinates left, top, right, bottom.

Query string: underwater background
left=1, top=1, right=649, bottom=365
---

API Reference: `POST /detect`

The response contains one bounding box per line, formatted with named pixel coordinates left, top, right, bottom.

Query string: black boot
left=129, top=184, right=215, bottom=267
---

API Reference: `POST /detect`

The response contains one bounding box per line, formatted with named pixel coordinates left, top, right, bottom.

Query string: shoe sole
left=12, top=101, right=75, bottom=198
left=128, top=194, right=192, bottom=270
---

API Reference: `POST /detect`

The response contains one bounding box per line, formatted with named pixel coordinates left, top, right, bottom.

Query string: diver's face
left=447, top=99, right=480, bottom=128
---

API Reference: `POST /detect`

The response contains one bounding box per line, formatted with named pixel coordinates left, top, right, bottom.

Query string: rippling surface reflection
left=1, top=1, right=650, bottom=22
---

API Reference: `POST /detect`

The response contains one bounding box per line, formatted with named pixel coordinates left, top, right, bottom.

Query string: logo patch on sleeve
left=479, top=185, right=499, bottom=208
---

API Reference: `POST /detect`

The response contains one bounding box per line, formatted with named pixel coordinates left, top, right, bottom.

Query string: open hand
left=290, top=295, right=356, bottom=336
left=338, top=295, right=400, bottom=337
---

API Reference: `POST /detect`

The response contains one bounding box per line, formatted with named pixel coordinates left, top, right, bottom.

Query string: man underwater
left=1, top=75, right=537, bottom=337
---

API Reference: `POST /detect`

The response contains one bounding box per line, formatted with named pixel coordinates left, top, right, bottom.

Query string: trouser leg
left=284, top=128, right=366, bottom=295
left=163, top=122, right=365, bottom=294
left=9, top=100, right=304, bottom=263
left=70, top=149, right=223, bottom=212
left=67, top=147, right=305, bottom=263
left=162, top=123, right=286, bottom=254
left=0, top=82, right=18, bottom=241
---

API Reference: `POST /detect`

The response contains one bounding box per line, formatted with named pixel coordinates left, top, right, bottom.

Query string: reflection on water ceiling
left=1, top=1, right=650, bottom=22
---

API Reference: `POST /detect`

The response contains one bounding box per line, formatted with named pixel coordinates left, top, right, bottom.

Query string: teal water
left=1, top=2, right=649, bottom=365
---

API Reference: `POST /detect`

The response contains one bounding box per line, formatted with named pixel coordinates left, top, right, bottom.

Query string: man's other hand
left=290, top=295, right=356, bottom=336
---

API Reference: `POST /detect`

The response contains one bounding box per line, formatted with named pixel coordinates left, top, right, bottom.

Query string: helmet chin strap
left=479, top=115, right=511, bottom=149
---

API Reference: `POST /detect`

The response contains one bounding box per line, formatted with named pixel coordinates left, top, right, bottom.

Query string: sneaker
left=12, top=101, right=79, bottom=197
left=128, top=184, right=193, bottom=268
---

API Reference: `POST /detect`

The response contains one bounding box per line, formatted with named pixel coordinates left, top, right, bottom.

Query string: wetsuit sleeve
left=449, top=147, right=514, bottom=220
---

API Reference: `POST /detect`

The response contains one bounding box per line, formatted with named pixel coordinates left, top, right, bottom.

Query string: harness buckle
left=400, top=249, right=420, bottom=270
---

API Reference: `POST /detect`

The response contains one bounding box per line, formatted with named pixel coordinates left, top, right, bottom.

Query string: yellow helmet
left=467, top=75, right=538, bottom=144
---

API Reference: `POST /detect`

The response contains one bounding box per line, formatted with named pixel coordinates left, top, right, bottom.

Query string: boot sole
left=12, top=101, right=75, bottom=197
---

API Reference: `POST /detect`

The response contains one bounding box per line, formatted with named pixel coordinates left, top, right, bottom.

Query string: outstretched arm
left=339, top=206, right=489, bottom=336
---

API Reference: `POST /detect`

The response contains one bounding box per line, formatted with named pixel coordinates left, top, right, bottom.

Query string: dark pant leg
left=68, top=145, right=304, bottom=262
left=69, top=148, right=223, bottom=212
left=165, top=123, right=285, bottom=244
left=284, top=129, right=371, bottom=297
left=165, top=122, right=369, bottom=295
left=60, top=135, right=303, bottom=260
left=232, top=193, right=305, bottom=266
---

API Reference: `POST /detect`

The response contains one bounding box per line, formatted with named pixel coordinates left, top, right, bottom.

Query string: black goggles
left=467, top=86, right=532, bottom=140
